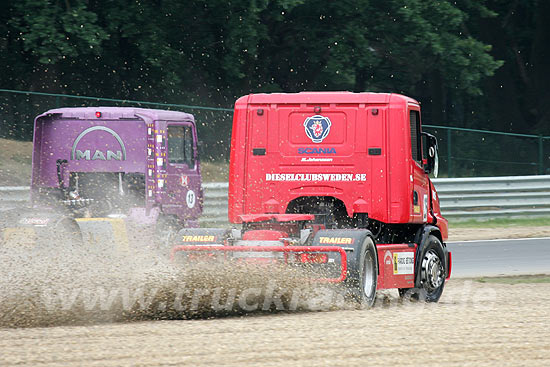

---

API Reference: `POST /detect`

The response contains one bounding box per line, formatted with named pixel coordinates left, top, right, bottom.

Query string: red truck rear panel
left=228, top=92, right=433, bottom=227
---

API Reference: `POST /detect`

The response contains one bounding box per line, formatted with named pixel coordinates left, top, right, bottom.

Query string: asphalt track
left=447, top=237, right=550, bottom=278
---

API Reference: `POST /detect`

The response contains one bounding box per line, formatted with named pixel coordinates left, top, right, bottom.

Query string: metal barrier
left=0, top=186, right=29, bottom=205
left=3, top=175, right=550, bottom=222
left=434, top=175, right=550, bottom=219
left=201, top=182, right=229, bottom=226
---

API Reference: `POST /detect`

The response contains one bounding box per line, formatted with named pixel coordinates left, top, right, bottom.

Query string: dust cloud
left=0, top=241, right=347, bottom=328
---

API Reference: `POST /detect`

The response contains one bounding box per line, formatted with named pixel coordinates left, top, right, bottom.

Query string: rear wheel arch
left=286, top=196, right=350, bottom=227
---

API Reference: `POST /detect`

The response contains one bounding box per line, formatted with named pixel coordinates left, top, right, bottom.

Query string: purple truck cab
left=31, top=107, right=203, bottom=232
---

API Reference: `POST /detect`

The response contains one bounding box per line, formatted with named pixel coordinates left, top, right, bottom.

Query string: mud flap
left=311, top=229, right=374, bottom=280
left=75, top=218, right=130, bottom=253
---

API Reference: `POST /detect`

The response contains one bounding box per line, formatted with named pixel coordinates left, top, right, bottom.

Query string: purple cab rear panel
left=31, top=107, right=202, bottom=226
left=35, top=118, right=147, bottom=187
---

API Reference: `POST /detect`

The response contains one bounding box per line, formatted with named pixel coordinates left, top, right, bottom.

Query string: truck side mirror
left=421, top=132, right=439, bottom=178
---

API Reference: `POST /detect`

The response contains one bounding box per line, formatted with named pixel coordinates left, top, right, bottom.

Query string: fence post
left=447, top=129, right=452, bottom=177
left=539, top=135, right=544, bottom=175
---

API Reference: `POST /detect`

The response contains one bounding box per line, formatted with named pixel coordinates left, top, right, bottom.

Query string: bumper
left=171, top=245, right=348, bottom=283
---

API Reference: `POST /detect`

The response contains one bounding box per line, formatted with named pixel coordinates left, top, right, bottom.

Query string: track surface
left=2, top=279, right=550, bottom=366
left=2, top=238, right=550, bottom=366
left=447, top=237, right=550, bottom=277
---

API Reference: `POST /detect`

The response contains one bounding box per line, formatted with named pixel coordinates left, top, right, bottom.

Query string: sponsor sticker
left=265, top=173, right=366, bottom=182
left=392, top=252, right=415, bottom=275
left=182, top=235, right=216, bottom=242
left=318, top=237, right=354, bottom=245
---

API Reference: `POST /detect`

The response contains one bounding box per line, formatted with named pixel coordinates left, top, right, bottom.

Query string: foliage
left=0, top=0, right=548, bottom=169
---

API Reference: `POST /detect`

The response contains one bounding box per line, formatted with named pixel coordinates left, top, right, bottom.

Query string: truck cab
left=1, top=107, right=203, bottom=252
left=229, top=92, right=447, bottom=243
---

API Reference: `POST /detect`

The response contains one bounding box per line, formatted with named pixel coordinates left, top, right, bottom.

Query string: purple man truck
left=1, top=107, right=202, bottom=252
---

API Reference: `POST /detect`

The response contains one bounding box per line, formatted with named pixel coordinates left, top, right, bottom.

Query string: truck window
left=184, top=126, right=195, bottom=168
left=167, top=125, right=195, bottom=167
left=168, top=126, right=185, bottom=164
left=409, top=110, right=422, bottom=163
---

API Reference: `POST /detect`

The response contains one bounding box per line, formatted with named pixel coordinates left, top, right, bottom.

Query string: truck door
left=409, top=107, right=429, bottom=223
left=163, top=122, right=201, bottom=220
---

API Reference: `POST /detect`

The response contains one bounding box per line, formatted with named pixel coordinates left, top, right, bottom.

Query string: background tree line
left=0, top=0, right=549, bottom=171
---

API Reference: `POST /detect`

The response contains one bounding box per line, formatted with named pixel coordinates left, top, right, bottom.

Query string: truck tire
left=400, top=235, right=446, bottom=302
left=348, top=236, right=378, bottom=308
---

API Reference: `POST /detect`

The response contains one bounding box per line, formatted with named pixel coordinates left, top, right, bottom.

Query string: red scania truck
left=173, top=92, right=451, bottom=307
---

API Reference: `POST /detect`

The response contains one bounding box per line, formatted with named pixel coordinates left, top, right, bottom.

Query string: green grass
left=477, top=275, right=550, bottom=285
left=201, top=161, right=229, bottom=182
left=450, top=216, right=550, bottom=228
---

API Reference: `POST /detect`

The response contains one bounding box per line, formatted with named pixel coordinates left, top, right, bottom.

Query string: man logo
left=71, top=126, right=127, bottom=161
left=303, top=115, right=332, bottom=143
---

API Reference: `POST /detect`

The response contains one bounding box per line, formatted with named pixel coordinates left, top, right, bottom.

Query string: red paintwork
left=238, top=214, right=315, bottom=223
left=228, top=92, right=446, bottom=239
left=171, top=245, right=348, bottom=283
left=242, top=230, right=288, bottom=241
left=376, top=244, right=417, bottom=290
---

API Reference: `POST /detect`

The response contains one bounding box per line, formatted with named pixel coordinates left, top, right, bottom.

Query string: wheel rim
left=421, top=249, right=444, bottom=292
left=363, top=251, right=375, bottom=297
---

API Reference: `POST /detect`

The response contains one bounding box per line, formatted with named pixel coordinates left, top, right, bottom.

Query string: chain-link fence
left=1, top=89, right=549, bottom=176
left=424, top=125, right=550, bottom=177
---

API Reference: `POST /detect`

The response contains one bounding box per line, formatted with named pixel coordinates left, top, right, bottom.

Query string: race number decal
left=186, top=190, right=196, bottom=208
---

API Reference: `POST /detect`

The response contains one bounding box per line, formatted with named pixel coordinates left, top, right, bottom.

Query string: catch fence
left=1, top=89, right=549, bottom=177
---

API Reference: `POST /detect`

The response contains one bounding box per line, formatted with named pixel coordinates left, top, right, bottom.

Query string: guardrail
left=2, top=175, right=550, bottom=222
left=0, top=186, right=29, bottom=204
left=435, top=175, right=550, bottom=219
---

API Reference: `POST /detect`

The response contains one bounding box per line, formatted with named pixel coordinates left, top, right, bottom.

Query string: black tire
left=348, top=237, right=378, bottom=308
left=400, top=235, right=446, bottom=302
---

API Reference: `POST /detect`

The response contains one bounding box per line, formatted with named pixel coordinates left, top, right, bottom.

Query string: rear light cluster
left=299, top=253, right=328, bottom=264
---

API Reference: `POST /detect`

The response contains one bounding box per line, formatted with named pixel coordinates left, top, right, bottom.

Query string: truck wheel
left=349, top=237, right=378, bottom=308
left=400, top=235, right=446, bottom=302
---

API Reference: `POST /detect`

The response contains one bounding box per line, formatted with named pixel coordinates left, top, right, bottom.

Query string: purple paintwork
left=30, top=107, right=203, bottom=226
